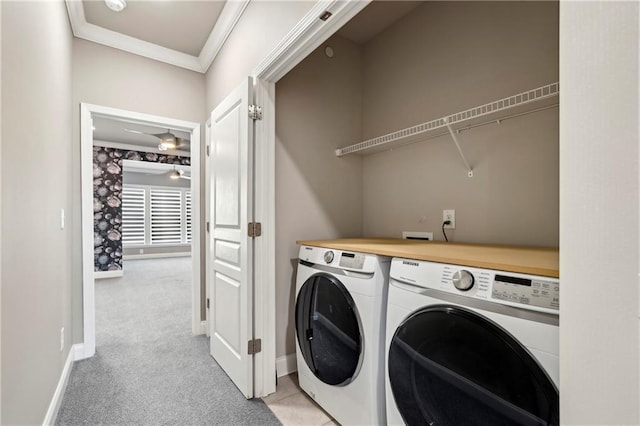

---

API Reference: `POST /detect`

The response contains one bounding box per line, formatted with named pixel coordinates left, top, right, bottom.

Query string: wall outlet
left=60, top=327, right=64, bottom=352
left=139, top=248, right=144, bottom=254
left=443, top=209, right=455, bottom=229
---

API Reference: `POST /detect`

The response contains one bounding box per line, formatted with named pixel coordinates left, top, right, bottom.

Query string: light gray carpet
left=56, top=257, right=280, bottom=426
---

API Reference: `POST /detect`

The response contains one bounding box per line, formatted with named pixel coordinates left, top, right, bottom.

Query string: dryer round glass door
left=388, top=306, right=559, bottom=426
left=295, top=273, right=363, bottom=386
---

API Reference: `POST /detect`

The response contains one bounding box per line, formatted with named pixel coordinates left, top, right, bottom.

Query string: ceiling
left=79, top=1, right=424, bottom=153
left=337, top=1, right=423, bottom=44
left=66, top=0, right=249, bottom=73
left=93, top=116, right=191, bottom=154
left=66, top=1, right=424, bottom=72
left=83, top=1, right=225, bottom=56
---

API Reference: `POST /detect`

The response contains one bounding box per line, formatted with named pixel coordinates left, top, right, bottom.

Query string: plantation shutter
left=185, top=191, right=192, bottom=243
left=150, top=189, right=182, bottom=244
left=122, top=186, right=146, bottom=245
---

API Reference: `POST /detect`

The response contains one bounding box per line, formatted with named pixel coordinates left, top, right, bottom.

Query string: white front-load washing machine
left=295, top=245, right=391, bottom=425
left=385, top=257, right=559, bottom=426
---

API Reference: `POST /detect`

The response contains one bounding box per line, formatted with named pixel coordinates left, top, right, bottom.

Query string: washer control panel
left=323, top=251, right=334, bottom=264
left=390, top=258, right=559, bottom=314
left=299, top=245, right=385, bottom=274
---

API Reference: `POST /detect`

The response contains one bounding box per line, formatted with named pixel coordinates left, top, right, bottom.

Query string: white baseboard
left=124, top=252, right=191, bottom=260
left=43, top=344, right=79, bottom=425
left=73, top=343, right=87, bottom=361
left=94, top=270, right=123, bottom=279
left=276, top=353, right=297, bottom=377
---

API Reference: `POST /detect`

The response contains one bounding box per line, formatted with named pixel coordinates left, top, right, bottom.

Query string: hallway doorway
left=80, top=103, right=202, bottom=359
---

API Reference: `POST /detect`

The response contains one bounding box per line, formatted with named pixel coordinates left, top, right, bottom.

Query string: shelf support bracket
left=444, top=118, right=473, bottom=177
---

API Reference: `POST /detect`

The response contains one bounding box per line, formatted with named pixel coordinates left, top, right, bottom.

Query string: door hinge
left=207, top=298, right=210, bottom=309
left=248, top=222, right=262, bottom=238
left=206, top=221, right=210, bottom=233
left=206, top=144, right=210, bottom=156
left=249, top=105, right=263, bottom=121
left=248, top=338, right=262, bottom=355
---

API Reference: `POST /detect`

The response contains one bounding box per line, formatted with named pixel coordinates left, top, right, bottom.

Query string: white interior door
left=209, top=77, right=254, bottom=398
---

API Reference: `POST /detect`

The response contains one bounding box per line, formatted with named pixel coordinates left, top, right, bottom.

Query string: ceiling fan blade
left=123, top=128, right=148, bottom=135
left=175, top=137, right=190, bottom=149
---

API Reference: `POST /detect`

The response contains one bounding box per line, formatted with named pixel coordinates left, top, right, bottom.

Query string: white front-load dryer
left=295, top=245, right=391, bottom=425
left=385, top=258, right=560, bottom=426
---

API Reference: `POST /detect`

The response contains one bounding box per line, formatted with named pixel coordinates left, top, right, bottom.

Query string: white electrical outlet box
left=402, top=231, right=434, bottom=241
left=60, top=327, right=64, bottom=352
left=443, top=209, right=455, bottom=229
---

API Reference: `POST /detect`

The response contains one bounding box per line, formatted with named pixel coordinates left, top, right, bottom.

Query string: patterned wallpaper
left=93, top=147, right=190, bottom=272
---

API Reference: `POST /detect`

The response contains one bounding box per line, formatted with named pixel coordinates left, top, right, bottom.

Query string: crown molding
left=65, top=0, right=250, bottom=74
left=199, top=1, right=250, bottom=71
left=252, top=0, right=369, bottom=81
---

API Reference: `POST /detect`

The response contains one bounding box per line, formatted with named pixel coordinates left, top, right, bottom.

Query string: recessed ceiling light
left=105, top=0, right=127, bottom=12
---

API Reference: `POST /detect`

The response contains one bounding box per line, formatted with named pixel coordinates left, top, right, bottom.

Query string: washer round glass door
left=389, top=306, right=559, bottom=426
left=295, top=273, right=363, bottom=386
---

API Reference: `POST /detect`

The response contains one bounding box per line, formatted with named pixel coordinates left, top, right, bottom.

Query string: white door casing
left=79, top=103, right=202, bottom=361
left=204, top=0, right=370, bottom=397
left=209, top=77, right=254, bottom=398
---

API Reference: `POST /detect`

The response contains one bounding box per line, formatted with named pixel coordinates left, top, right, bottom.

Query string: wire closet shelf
left=334, top=82, right=559, bottom=158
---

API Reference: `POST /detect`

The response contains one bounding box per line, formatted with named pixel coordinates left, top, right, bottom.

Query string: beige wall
left=560, top=2, right=639, bottom=423
left=72, top=39, right=206, bottom=340
left=361, top=1, right=559, bottom=246
left=275, top=34, right=364, bottom=358
left=1, top=2, right=74, bottom=423
left=204, top=1, right=314, bottom=112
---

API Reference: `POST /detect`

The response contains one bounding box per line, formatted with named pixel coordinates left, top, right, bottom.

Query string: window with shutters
left=122, top=186, right=146, bottom=245
left=122, top=185, right=192, bottom=246
left=185, top=191, right=192, bottom=243
left=150, top=189, right=182, bottom=244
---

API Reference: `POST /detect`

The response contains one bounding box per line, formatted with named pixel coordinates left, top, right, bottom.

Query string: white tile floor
left=262, top=373, right=339, bottom=426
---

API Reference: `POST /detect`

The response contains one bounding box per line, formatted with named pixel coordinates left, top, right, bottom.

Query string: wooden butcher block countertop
left=296, top=238, right=559, bottom=278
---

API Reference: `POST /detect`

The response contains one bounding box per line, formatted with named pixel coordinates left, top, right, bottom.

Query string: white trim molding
left=81, top=103, right=202, bottom=358
left=276, top=354, right=297, bottom=378
left=42, top=345, right=78, bottom=425
left=252, top=0, right=370, bottom=81
left=65, top=0, right=249, bottom=73
left=94, top=270, right=123, bottom=280
left=124, top=252, right=191, bottom=261
left=73, top=344, right=87, bottom=361
left=240, top=0, right=369, bottom=399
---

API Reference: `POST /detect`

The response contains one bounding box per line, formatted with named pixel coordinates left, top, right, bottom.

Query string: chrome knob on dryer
left=323, top=251, right=334, bottom=264
left=452, top=270, right=474, bottom=291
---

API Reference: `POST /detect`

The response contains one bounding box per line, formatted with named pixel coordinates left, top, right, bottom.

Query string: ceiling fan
left=124, top=128, right=189, bottom=151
